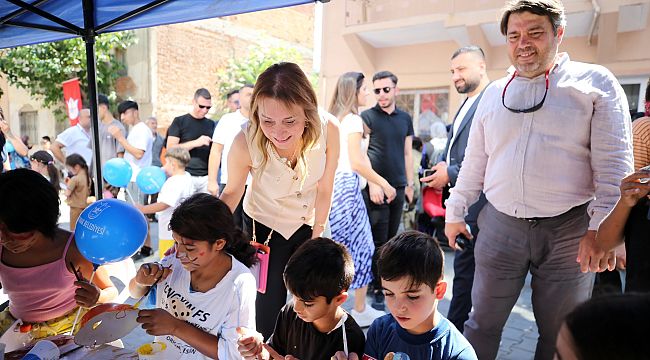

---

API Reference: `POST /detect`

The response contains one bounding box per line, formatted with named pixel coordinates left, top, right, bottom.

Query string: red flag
left=62, top=78, right=83, bottom=126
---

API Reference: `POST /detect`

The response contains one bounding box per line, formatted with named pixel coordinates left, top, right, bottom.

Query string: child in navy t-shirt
left=363, top=231, right=477, bottom=360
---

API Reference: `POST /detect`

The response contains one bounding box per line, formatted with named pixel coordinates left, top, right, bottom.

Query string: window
left=619, top=76, right=649, bottom=113
left=396, top=88, right=449, bottom=142
left=19, top=110, right=38, bottom=147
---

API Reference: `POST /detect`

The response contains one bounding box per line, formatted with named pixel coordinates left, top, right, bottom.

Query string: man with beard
left=444, top=1, right=633, bottom=359
left=361, top=71, right=414, bottom=310
left=421, top=45, right=490, bottom=333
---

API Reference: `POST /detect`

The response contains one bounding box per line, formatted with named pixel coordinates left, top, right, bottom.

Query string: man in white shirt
left=444, top=1, right=633, bottom=359
left=110, top=100, right=154, bottom=259
left=208, top=84, right=253, bottom=227
left=108, top=100, right=153, bottom=203
left=422, top=45, right=490, bottom=334
left=52, top=108, right=93, bottom=167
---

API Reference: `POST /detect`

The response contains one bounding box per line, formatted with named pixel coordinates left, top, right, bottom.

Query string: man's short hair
left=378, top=230, right=444, bottom=290
left=372, top=71, right=398, bottom=86
left=117, top=100, right=138, bottom=116
left=240, top=83, right=254, bottom=91
left=98, top=94, right=110, bottom=107
left=41, top=136, right=51, bottom=143
left=451, top=45, right=486, bottom=61
left=284, top=237, right=354, bottom=303
left=194, top=88, right=212, bottom=101
left=226, top=89, right=239, bottom=99
left=500, top=0, right=566, bottom=36
left=164, top=147, right=190, bottom=167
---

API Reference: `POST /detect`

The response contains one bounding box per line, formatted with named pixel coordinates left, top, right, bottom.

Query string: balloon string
left=69, top=269, right=97, bottom=336
left=124, top=188, right=135, bottom=204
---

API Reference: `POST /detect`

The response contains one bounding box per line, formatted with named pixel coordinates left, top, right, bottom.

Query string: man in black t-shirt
left=361, top=71, right=414, bottom=311
left=166, top=88, right=216, bottom=194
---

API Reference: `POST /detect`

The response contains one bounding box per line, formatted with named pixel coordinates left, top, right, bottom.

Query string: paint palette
left=74, top=303, right=139, bottom=346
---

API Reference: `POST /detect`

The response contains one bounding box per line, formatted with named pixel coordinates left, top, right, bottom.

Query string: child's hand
left=237, top=327, right=264, bottom=359
left=619, top=170, right=650, bottom=207
left=263, top=343, right=297, bottom=360
left=137, top=309, right=181, bottom=336
left=331, top=352, right=359, bottom=360
left=135, top=263, right=172, bottom=287
left=74, top=280, right=100, bottom=308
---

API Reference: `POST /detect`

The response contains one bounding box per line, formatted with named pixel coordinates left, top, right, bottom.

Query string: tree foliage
left=0, top=31, right=135, bottom=120
left=215, top=45, right=318, bottom=116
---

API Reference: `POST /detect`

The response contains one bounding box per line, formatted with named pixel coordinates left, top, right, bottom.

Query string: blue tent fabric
left=0, top=0, right=315, bottom=49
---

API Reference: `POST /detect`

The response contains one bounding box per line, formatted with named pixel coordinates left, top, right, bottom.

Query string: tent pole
left=82, top=0, right=102, bottom=200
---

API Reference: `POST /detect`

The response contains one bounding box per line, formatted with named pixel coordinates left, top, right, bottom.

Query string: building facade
left=320, top=0, right=650, bottom=140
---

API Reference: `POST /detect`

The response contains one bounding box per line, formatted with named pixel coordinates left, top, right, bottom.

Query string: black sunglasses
left=373, top=87, right=395, bottom=95
left=198, top=105, right=212, bottom=110
left=501, top=68, right=550, bottom=114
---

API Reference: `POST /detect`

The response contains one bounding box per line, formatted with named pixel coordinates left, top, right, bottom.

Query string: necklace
left=270, top=144, right=299, bottom=169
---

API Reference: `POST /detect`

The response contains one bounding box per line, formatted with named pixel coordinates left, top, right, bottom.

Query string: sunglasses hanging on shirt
left=501, top=68, right=550, bottom=114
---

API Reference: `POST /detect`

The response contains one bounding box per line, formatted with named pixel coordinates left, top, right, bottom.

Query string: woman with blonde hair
left=328, top=72, right=396, bottom=326
left=220, top=62, right=340, bottom=338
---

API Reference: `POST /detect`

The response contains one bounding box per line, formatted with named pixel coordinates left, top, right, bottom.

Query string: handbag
left=250, top=218, right=273, bottom=294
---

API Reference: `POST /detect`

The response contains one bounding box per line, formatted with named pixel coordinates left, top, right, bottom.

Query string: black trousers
left=242, top=212, right=312, bottom=339
left=363, top=186, right=405, bottom=290
left=447, top=221, right=479, bottom=332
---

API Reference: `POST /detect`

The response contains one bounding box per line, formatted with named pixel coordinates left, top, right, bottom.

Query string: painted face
left=450, top=52, right=484, bottom=94
left=192, top=96, right=212, bottom=119
left=257, top=97, right=306, bottom=155
left=291, top=295, right=339, bottom=324
left=171, top=231, right=223, bottom=272
left=0, top=222, right=38, bottom=254
left=357, top=82, right=369, bottom=108
left=554, top=323, right=580, bottom=360
left=372, top=77, right=397, bottom=110
left=506, top=11, right=563, bottom=78
left=382, top=276, right=446, bottom=335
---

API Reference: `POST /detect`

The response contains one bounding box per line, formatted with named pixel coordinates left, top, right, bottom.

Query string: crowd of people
left=1, top=0, right=649, bottom=359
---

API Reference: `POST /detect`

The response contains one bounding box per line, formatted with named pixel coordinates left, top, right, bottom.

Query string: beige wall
left=321, top=0, right=650, bottom=120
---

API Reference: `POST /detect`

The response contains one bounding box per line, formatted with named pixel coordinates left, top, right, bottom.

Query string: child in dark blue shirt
left=363, top=231, right=477, bottom=360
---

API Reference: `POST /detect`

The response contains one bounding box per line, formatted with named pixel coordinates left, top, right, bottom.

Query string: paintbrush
left=133, top=264, right=169, bottom=309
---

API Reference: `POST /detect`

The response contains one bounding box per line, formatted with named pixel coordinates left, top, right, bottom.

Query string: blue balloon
left=103, top=158, right=132, bottom=187
left=136, top=166, right=167, bottom=194
left=75, top=199, right=147, bottom=264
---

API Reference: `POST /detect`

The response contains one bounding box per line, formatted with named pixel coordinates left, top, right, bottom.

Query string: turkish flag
left=62, top=78, right=83, bottom=126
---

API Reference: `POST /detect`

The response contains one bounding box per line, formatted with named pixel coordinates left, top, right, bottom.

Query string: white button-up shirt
left=446, top=53, right=633, bottom=230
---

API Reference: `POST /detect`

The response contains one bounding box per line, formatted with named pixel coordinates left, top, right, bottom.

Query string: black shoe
left=132, top=246, right=153, bottom=261
left=371, top=290, right=385, bottom=311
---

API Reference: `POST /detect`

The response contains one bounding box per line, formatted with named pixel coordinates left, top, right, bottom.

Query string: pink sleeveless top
left=0, top=233, right=78, bottom=322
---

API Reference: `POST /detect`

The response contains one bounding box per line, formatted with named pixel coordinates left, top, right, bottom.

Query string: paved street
left=58, top=199, right=538, bottom=358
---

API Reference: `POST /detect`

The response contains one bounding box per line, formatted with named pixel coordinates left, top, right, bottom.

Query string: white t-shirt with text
left=154, top=254, right=256, bottom=359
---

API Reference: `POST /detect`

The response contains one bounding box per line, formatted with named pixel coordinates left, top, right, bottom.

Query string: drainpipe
left=587, top=0, right=600, bottom=46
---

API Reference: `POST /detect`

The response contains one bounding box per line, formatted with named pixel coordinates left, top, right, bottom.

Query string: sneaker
left=371, top=290, right=385, bottom=311
left=351, top=306, right=385, bottom=328
left=132, top=246, right=153, bottom=261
